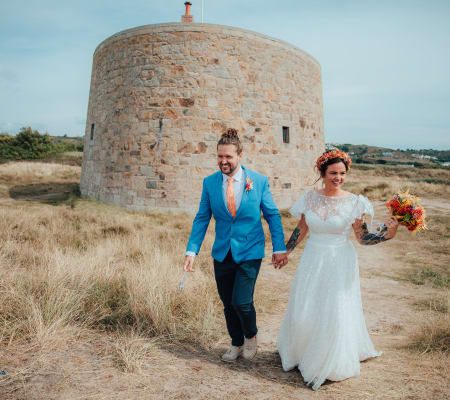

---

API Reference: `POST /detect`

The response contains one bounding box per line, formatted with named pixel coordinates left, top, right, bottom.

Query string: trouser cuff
left=231, top=338, right=245, bottom=347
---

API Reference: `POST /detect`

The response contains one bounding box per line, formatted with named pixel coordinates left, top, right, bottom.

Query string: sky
left=1, top=0, right=449, bottom=150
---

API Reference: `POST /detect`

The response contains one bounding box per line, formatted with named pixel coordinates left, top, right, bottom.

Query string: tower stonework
left=81, top=23, right=324, bottom=214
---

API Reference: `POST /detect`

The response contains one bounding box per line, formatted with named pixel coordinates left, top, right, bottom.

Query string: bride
left=277, top=150, right=399, bottom=390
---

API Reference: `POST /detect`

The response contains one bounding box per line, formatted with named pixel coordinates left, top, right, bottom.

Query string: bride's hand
left=383, top=216, right=399, bottom=239
left=272, top=253, right=288, bottom=269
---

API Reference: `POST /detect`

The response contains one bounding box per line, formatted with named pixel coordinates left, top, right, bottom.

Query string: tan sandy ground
left=1, top=199, right=448, bottom=400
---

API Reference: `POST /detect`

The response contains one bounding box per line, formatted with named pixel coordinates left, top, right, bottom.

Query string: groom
left=183, top=128, right=288, bottom=362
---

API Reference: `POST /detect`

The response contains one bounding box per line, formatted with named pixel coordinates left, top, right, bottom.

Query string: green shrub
left=0, top=127, right=83, bottom=160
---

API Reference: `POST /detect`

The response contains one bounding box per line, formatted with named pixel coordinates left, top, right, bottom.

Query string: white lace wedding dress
left=277, top=190, right=381, bottom=390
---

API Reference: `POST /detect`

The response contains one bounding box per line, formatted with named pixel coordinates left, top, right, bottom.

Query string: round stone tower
left=81, top=22, right=324, bottom=213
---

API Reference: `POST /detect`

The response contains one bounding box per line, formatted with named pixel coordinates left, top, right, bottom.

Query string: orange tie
left=226, top=177, right=237, bottom=217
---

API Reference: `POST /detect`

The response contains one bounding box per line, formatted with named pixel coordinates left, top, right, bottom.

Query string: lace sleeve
left=289, top=191, right=309, bottom=219
left=352, top=195, right=374, bottom=229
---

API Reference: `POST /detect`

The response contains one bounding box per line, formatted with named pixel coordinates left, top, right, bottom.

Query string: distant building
left=381, top=152, right=393, bottom=157
left=412, top=154, right=438, bottom=160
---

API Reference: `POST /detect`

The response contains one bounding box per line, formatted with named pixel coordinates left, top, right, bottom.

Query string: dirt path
left=1, top=202, right=448, bottom=400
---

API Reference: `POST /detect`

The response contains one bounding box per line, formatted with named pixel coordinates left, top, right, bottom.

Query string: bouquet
left=381, top=190, right=427, bottom=234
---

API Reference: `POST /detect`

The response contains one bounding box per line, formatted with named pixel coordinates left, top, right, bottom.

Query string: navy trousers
left=213, top=250, right=262, bottom=347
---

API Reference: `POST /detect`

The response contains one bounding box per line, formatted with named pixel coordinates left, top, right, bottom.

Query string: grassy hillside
left=329, top=143, right=450, bottom=167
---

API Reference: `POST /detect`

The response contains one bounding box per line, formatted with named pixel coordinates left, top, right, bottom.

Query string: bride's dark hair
left=318, top=157, right=349, bottom=177
left=217, top=128, right=243, bottom=154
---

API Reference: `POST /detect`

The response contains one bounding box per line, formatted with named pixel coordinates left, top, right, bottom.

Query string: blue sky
left=1, top=0, right=449, bottom=150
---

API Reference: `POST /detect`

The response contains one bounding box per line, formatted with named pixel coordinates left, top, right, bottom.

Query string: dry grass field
left=345, top=164, right=450, bottom=200
left=0, top=161, right=448, bottom=399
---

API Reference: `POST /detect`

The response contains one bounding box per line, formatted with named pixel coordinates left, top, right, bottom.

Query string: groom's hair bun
left=221, top=128, right=239, bottom=140
left=217, top=128, right=243, bottom=154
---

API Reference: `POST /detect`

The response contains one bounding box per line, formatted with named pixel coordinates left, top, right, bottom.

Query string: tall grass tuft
left=407, top=314, right=450, bottom=354
left=110, top=333, right=159, bottom=373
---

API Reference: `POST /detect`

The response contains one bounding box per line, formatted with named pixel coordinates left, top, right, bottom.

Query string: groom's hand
left=183, top=255, right=195, bottom=272
left=272, top=253, right=288, bottom=269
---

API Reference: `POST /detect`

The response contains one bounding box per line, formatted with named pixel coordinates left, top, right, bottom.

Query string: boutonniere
left=245, top=177, right=254, bottom=194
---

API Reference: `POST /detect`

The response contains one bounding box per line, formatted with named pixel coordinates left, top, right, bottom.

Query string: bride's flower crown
left=316, top=149, right=352, bottom=171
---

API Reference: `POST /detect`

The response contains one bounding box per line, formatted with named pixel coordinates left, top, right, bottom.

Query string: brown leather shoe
left=221, top=345, right=243, bottom=362
left=243, top=336, right=257, bottom=360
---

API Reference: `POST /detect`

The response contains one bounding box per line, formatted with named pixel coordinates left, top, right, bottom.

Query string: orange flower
left=245, top=177, right=254, bottom=193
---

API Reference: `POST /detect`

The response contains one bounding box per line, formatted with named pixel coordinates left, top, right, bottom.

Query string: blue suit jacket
left=186, top=166, right=286, bottom=263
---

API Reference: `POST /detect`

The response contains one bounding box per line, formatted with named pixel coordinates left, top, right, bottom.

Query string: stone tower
left=81, top=17, right=324, bottom=213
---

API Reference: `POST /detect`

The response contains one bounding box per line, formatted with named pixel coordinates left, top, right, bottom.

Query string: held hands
left=272, top=253, right=288, bottom=269
left=383, top=216, right=399, bottom=239
left=185, top=253, right=288, bottom=271
left=183, top=255, right=195, bottom=272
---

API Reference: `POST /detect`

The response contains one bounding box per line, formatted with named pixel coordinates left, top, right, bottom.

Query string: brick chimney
left=181, top=2, right=194, bottom=23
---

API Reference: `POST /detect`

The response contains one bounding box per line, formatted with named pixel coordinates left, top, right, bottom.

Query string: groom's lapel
left=235, top=166, right=249, bottom=219
left=215, top=172, right=232, bottom=218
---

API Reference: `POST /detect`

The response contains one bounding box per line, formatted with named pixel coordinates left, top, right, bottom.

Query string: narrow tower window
left=90, top=123, right=95, bottom=141
left=282, top=126, right=290, bottom=143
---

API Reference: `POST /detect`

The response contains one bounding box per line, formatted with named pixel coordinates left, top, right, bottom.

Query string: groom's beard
left=220, top=163, right=237, bottom=175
